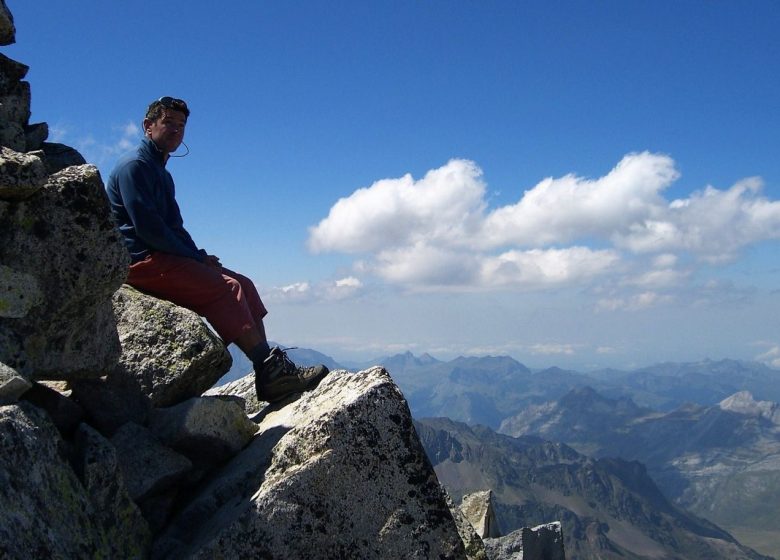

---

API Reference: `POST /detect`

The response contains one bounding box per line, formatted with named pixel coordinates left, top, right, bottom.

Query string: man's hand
left=204, top=254, right=222, bottom=269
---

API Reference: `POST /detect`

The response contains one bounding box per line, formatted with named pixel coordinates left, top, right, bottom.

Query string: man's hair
left=145, top=97, right=190, bottom=121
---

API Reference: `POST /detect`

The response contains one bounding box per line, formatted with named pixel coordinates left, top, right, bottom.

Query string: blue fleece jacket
left=106, top=137, right=205, bottom=263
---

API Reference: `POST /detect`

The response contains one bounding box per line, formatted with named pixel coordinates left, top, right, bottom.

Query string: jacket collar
left=139, top=136, right=166, bottom=166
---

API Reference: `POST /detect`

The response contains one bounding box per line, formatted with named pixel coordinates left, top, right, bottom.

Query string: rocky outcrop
left=0, top=360, right=29, bottom=404
left=446, top=491, right=490, bottom=560
left=0, top=145, right=46, bottom=200
left=2, top=364, right=477, bottom=558
left=483, top=522, right=565, bottom=560
left=155, top=368, right=467, bottom=559
left=0, top=2, right=14, bottom=46
left=148, top=396, right=257, bottom=468
left=204, top=373, right=258, bottom=414
left=0, top=163, right=129, bottom=379
left=110, top=285, right=232, bottom=407
left=0, top=52, right=126, bottom=381
left=461, top=490, right=501, bottom=539
left=0, top=402, right=151, bottom=559
left=719, top=390, right=780, bottom=423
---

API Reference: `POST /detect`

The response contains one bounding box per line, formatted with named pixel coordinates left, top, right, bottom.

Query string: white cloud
left=362, top=244, right=618, bottom=290
left=529, top=343, right=579, bottom=356
left=369, top=243, right=481, bottom=287
left=308, top=153, right=780, bottom=295
left=266, top=277, right=365, bottom=304
left=481, top=151, right=677, bottom=248
left=754, top=343, right=780, bottom=368
left=326, top=276, right=364, bottom=300
left=335, top=276, right=362, bottom=288
left=267, top=281, right=313, bottom=303
left=626, top=268, right=689, bottom=290
left=614, top=177, right=780, bottom=261
left=597, top=291, right=674, bottom=312
left=308, top=159, right=486, bottom=253
left=478, top=247, right=619, bottom=289
left=280, top=281, right=311, bottom=294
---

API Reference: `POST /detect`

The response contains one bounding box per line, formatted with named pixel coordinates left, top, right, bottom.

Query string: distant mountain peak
left=418, top=352, right=439, bottom=364
left=382, top=350, right=439, bottom=366
left=719, top=391, right=780, bottom=422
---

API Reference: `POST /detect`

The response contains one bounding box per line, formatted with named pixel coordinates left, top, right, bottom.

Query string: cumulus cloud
left=614, top=177, right=780, bottom=260
left=308, top=159, right=486, bottom=253
left=326, top=276, right=364, bottom=300
left=308, top=153, right=780, bottom=296
left=756, top=344, right=780, bottom=368
left=479, top=247, right=619, bottom=289
left=261, top=282, right=315, bottom=303
left=481, top=152, right=677, bottom=248
left=266, top=277, right=365, bottom=304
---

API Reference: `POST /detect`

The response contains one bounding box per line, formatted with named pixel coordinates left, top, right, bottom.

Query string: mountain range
left=499, top=387, right=780, bottom=558
left=221, top=350, right=780, bottom=558
left=415, top=417, right=771, bottom=560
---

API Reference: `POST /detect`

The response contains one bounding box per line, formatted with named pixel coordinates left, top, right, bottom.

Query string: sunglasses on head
left=156, top=96, right=190, bottom=116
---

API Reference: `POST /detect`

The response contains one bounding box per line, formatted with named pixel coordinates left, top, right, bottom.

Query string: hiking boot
left=255, top=347, right=329, bottom=403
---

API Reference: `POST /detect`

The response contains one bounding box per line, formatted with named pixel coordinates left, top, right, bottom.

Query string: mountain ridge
left=416, top=416, right=771, bottom=560
left=499, top=386, right=780, bottom=558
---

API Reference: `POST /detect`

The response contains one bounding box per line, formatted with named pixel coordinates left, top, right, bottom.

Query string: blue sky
left=7, top=1, right=780, bottom=369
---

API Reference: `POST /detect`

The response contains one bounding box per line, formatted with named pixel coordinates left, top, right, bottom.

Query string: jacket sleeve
left=115, top=160, right=205, bottom=261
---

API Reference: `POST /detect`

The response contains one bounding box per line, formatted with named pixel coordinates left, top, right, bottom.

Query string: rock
left=0, top=0, right=14, bottom=46
left=0, top=120, right=23, bottom=150
left=0, top=264, right=43, bottom=318
left=0, top=402, right=133, bottom=558
left=20, top=381, right=84, bottom=437
left=0, top=79, right=30, bottom=124
left=110, top=285, right=232, bottom=407
left=203, top=371, right=261, bottom=414
left=110, top=422, right=193, bottom=502
left=24, top=121, right=48, bottom=151
left=0, top=360, right=30, bottom=404
left=445, top=490, right=489, bottom=560
left=149, top=396, right=257, bottom=468
left=40, top=141, right=87, bottom=174
left=138, top=489, right=182, bottom=537
left=69, top=375, right=151, bottom=436
left=74, top=423, right=152, bottom=558
left=483, top=522, right=566, bottom=560
left=154, top=368, right=467, bottom=559
left=0, top=53, right=28, bottom=90
left=0, top=164, right=129, bottom=378
left=719, top=390, right=780, bottom=423
left=461, top=490, right=501, bottom=539
left=0, top=146, right=47, bottom=201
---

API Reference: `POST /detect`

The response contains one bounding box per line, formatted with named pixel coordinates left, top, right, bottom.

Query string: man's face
left=144, top=109, right=187, bottom=154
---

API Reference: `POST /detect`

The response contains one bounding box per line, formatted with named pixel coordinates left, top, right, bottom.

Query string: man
left=106, top=96, right=327, bottom=403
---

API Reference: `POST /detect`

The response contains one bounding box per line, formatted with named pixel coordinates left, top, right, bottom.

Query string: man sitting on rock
left=106, top=96, right=327, bottom=403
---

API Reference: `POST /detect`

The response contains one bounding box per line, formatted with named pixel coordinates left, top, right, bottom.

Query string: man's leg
left=127, top=253, right=260, bottom=345
left=218, top=267, right=272, bottom=365
left=128, top=253, right=328, bottom=401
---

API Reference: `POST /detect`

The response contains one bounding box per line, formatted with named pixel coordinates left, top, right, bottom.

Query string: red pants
left=127, top=253, right=267, bottom=344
